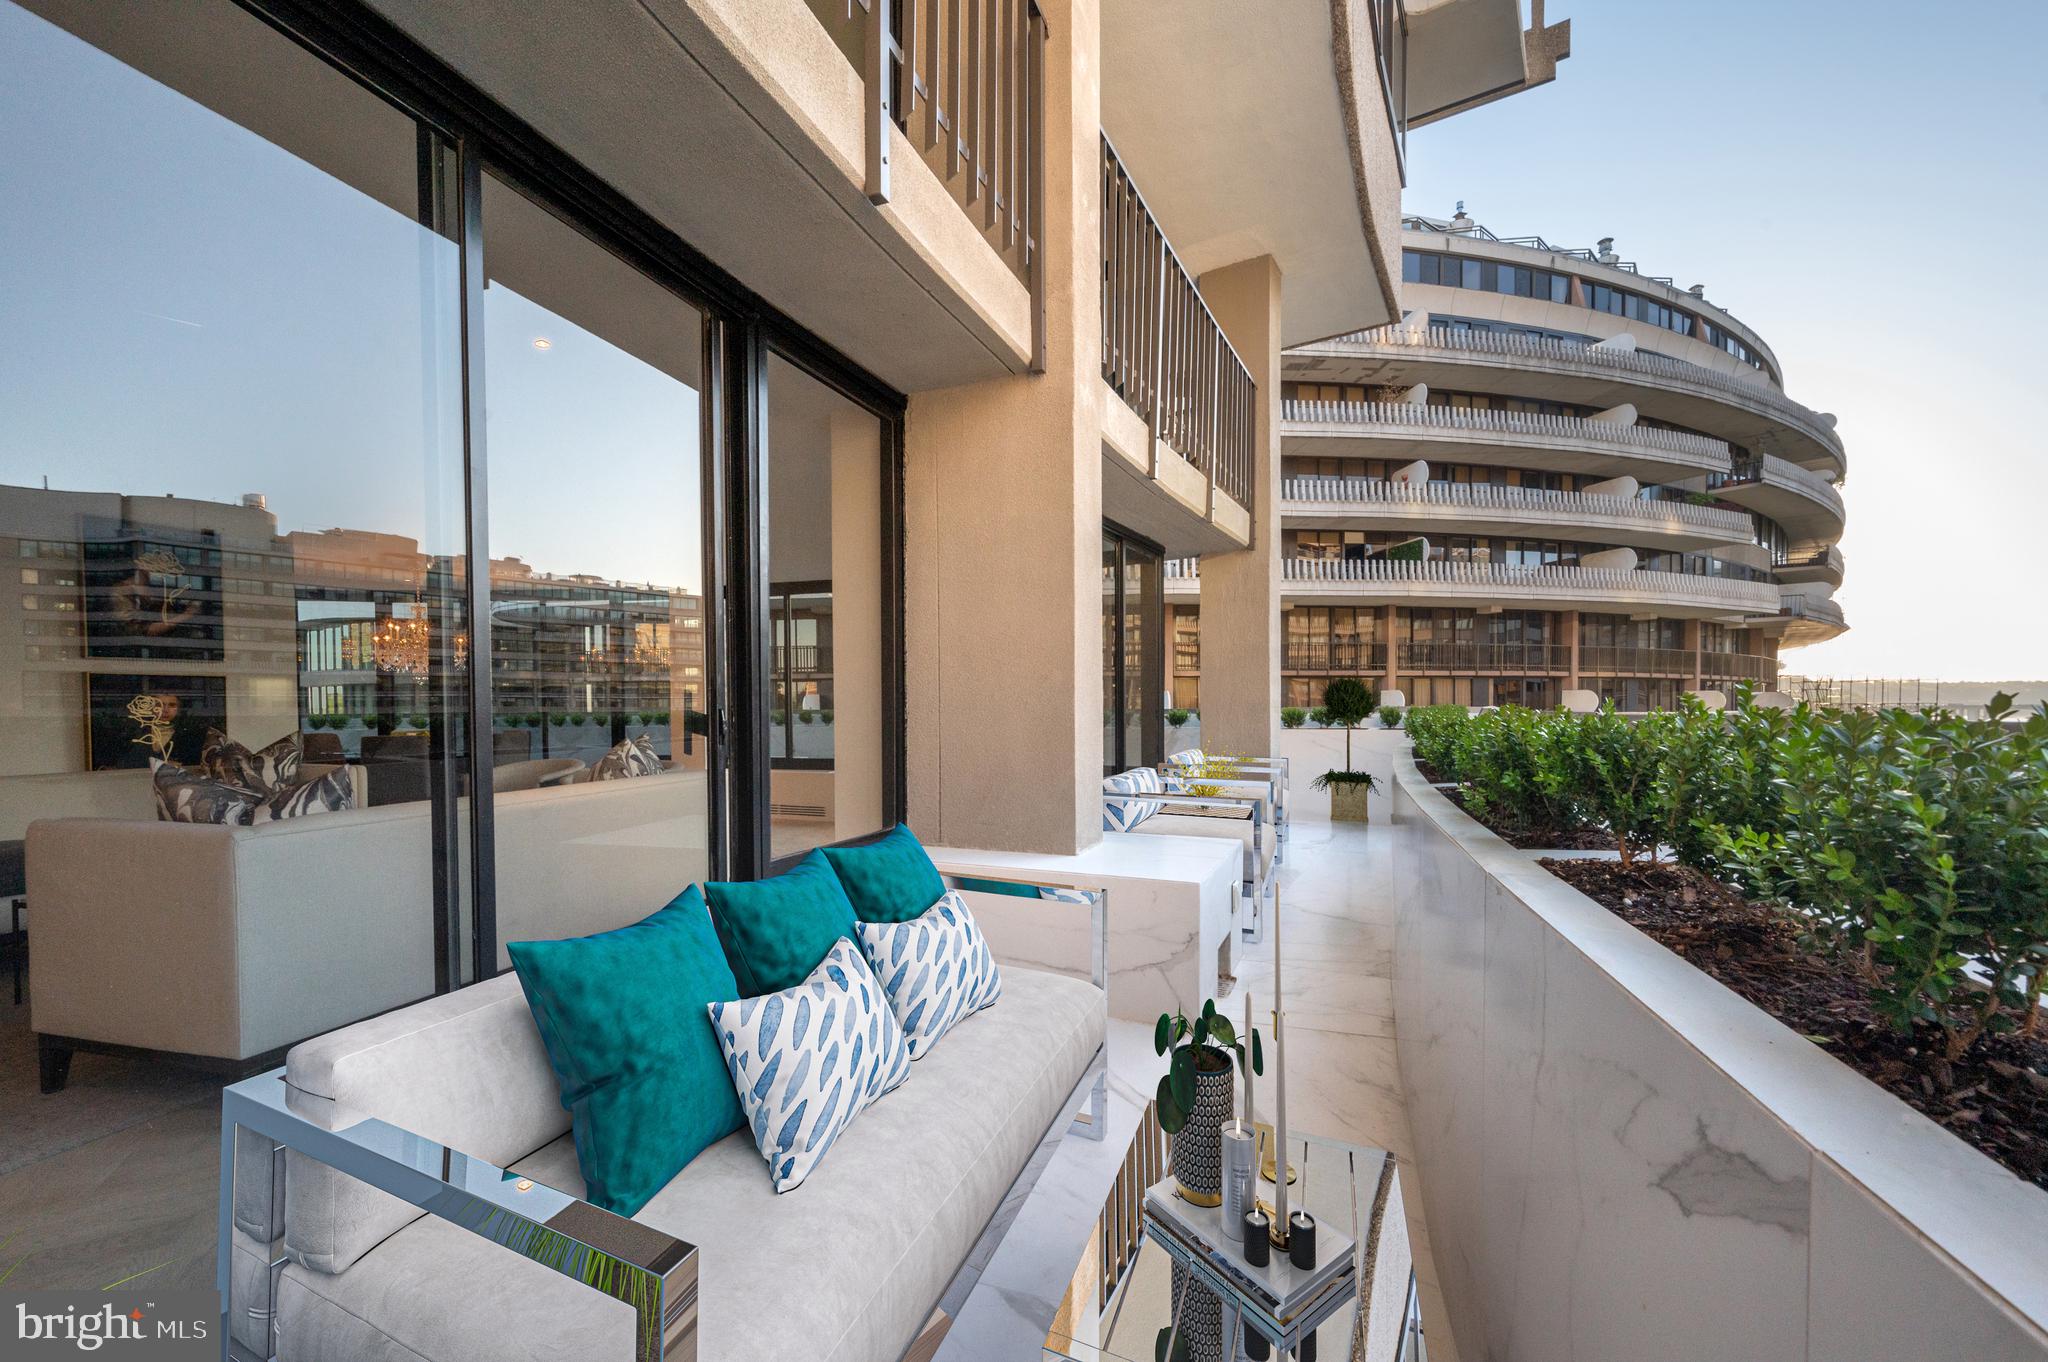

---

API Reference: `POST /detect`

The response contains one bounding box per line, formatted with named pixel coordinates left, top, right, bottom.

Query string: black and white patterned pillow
left=590, top=736, right=662, bottom=782
left=200, top=728, right=302, bottom=794
left=151, top=760, right=259, bottom=826
left=253, top=766, right=356, bottom=821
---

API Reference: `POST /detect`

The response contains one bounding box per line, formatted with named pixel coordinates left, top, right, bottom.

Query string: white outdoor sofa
left=218, top=872, right=1108, bottom=1362
left=1160, top=748, right=1291, bottom=850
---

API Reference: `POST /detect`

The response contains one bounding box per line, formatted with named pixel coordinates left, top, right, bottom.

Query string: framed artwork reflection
left=85, top=674, right=227, bottom=770
left=81, top=518, right=224, bottom=662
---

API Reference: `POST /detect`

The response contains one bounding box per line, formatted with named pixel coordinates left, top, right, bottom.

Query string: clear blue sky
left=1401, top=0, right=2048, bottom=680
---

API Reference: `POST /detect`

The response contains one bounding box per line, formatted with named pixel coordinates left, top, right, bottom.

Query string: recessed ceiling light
left=532, top=337, right=553, bottom=351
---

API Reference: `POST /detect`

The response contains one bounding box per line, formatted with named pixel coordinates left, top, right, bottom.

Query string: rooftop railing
left=1282, top=474, right=1753, bottom=535
left=1314, top=325, right=1845, bottom=465
left=808, top=0, right=1046, bottom=365
left=1101, top=134, right=1255, bottom=510
left=1281, top=397, right=1733, bottom=471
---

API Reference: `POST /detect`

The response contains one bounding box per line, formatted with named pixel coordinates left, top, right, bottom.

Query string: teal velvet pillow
left=507, top=887, right=743, bottom=1217
left=820, top=824, right=948, bottom=924
left=704, top=851, right=860, bottom=995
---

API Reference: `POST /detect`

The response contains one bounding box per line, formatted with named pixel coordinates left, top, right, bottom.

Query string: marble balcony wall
left=1389, top=753, right=2048, bottom=1362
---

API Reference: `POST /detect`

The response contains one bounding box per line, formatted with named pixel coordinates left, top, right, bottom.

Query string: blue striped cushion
left=1163, top=749, right=1205, bottom=773
left=854, top=890, right=1002, bottom=1060
left=1103, top=770, right=1160, bottom=832
left=708, top=939, right=910, bottom=1192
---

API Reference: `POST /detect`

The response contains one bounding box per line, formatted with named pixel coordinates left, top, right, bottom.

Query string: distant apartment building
left=1167, top=212, right=1848, bottom=712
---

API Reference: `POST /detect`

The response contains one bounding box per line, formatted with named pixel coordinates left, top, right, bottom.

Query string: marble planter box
left=930, top=835, right=1240, bottom=1024
left=1388, top=752, right=2048, bottom=1362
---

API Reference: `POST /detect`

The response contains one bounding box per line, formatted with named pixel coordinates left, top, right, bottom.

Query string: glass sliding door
left=479, top=171, right=715, bottom=963
left=764, top=354, right=886, bottom=862
left=0, top=0, right=471, bottom=1057
left=1101, top=525, right=1164, bottom=774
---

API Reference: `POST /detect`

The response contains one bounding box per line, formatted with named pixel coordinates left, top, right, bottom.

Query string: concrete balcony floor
left=1217, top=815, right=1459, bottom=1360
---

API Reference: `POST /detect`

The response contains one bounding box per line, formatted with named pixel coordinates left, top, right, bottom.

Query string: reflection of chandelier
left=373, top=596, right=467, bottom=678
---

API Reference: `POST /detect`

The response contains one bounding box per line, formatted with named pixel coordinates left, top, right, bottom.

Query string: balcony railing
left=1777, top=594, right=1848, bottom=630
left=1281, top=473, right=1753, bottom=535
left=1101, top=134, right=1255, bottom=509
left=775, top=645, right=831, bottom=675
left=808, top=0, right=1046, bottom=363
left=1707, top=453, right=1847, bottom=521
left=1579, top=645, right=1697, bottom=677
left=1282, top=397, right=1733, bottom=472
left=1316, top=325, right=1845, bottom=465
left=1701, top=651, right=1778, bottom=683
left=1279, top=557, right=1782, bottom=611
left=1397, top=641, right=1572, bottom=673
left=1283, top=642, right=1388, bottom=673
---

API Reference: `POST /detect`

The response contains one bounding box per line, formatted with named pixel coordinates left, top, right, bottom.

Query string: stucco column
left=1562, top=609, right=1581, bottom=690
left=902, top=0, right=1101, bottom=853
left=1381, top=603, right=1399, bottom=694
left=1682, top=619, right=1704, bottom=691
left=1193, top=255, right=1283, bottom=758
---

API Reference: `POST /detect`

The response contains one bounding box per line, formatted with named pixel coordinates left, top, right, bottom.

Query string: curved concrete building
left=1169, top=211, right=1848, bottom=711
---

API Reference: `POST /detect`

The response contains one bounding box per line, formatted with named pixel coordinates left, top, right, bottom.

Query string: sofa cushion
left=704, top=851, right=858, bottom=995
left=273, top=965, right=1104, bottom=1362
left=819, top=823, right=946, bottom=923
left=201, top=727, right=301, bottom=794
left=1103, top=770, right=1161, bottom=832
left=589, top=734, right=661, bottom=782
left=252, top=765, right=355, bottom=821
left=508, top=887, right=745, bottom=1216
left=710, top=939, right=910, bottom=1192
left=150, top=759, right=257, bottom=825
left=855, top=890, right=1001, bottom=1060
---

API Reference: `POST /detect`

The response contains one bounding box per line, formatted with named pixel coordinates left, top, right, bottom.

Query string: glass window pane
left=767, top=355, right=884, bottom=859
left=1, top=0, right=467, bottom=1031
left=1461, top=258, right=1482, bottom=290
left=481, top=172, right=710, bottom=954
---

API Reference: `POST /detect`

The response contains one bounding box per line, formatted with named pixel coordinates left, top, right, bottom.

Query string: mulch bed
left=1543, top=857, right=2048, bottom=1190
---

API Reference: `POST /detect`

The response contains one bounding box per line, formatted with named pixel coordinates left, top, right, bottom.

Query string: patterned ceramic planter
left=1169, top=1260, right=1226, bottom=1362
left=1330, top=782, right=1371, bottom=823
left=1171, top=1063, right=1235, bottom=1207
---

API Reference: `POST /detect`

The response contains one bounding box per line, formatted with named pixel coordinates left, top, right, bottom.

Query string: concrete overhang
left=1405, top=0, right=1570, bottom=128
left=1281, top=419, right=1730, bottom=485
left=361, top=0, right=1032, bottom=396
left=1101, top=4, right=1402, bottom=348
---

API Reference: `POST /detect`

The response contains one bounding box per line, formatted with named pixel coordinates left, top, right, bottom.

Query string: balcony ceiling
left=360, top=0, right=1030, bottom=395
left=1404, top=0, right=1530, bottom=125
left=1101, top=4, right=1399, bottom=348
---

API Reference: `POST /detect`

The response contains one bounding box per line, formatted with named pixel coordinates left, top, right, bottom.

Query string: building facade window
left=0, top=0, right=906, bottom=1050
left=1102, top=526, right=1164, bottom=775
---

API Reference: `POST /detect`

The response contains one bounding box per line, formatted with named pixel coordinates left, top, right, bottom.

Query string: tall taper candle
left=1273, top=883, right=1289, bottom=1235
left=1243, top=992, right=1255, bottom=1127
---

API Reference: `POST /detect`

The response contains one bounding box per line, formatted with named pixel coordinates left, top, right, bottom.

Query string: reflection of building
left=1169, top=214, right=1849, bottom=711
left=0, top=485, right=707, bottom=775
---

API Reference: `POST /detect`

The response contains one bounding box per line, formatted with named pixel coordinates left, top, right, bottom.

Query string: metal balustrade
left=1282, top=642, right=1389, bottom=673
left=1282, top=397, right=1733, bottom=470
left=1313, top=325, right=1845, bottom=465
left=808, top=0, right=1047, bottom=364
left=1700, top=651, right=1778, bottom=683
left=1281, top=472, right=1753, bottom=534
left=1396, top=641, right=1573, bottom=673
left=1579, top=645, right=1697, bottom=676
left=1277, top=557, right=1782, bottom=610
left=1101, top=135, right=1256, bottom=510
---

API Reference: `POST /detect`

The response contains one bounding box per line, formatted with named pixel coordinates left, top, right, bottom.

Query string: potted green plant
left=1313, top=677, right=1380, bottom=822
left=1153, top=999, right=1263, bottom=1208
left=1378, top=703, right=1403, bottom=730
left=1280, top=706, right=1306, bottom=730
left=1165, top=707, right=1191, bottom=731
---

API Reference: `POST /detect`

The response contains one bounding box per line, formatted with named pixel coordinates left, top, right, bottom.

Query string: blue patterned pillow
left=1103, top=770, right=1161, bottom=832
left=854, top=890, right=1002, bottom=1060
left=1163, top=749, right=1205, bottom=774
left=707, top=938, right=911, bottom=1192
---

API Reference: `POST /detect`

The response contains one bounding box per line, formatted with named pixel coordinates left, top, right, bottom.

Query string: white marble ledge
left=1393, top=754, right=2048, bottom=1347
left=931, top=835, right=1240, bottom=1025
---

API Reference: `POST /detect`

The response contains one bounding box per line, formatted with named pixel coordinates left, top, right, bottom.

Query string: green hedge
left=1402, top=696, right=2048, bottom=1065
